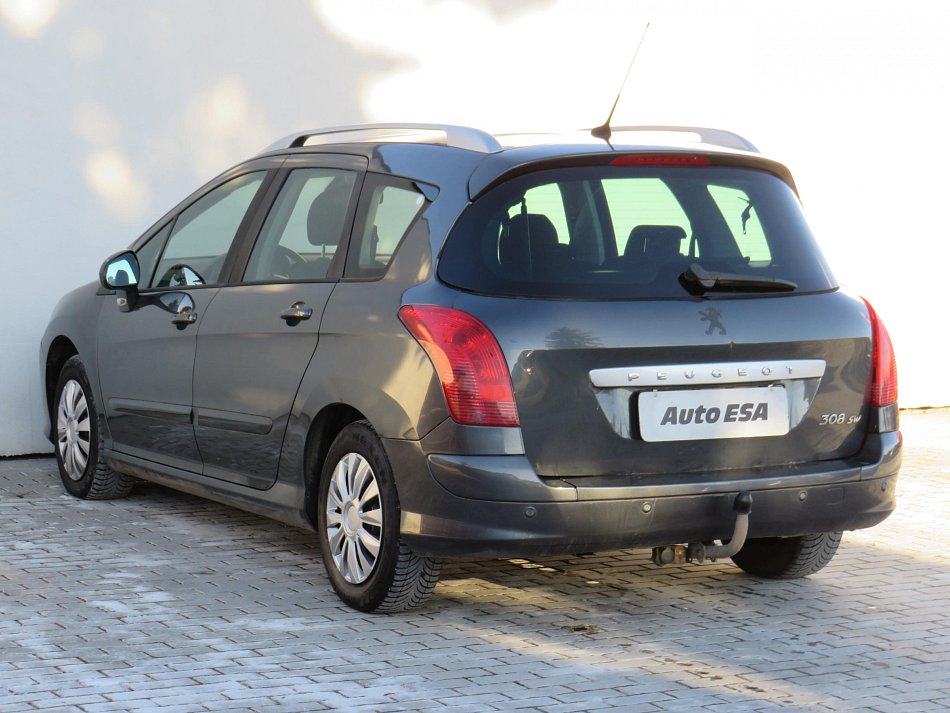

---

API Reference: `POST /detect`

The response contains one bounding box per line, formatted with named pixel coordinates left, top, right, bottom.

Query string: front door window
left=151, top=172, right=266, bottom=288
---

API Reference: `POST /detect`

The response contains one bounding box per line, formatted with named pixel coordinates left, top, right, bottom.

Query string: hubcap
left=325, top=452, right=383, bottom=584
left=57, top=379, right=91, bottom=481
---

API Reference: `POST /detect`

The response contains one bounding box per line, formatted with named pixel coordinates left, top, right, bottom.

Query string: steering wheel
left=273, top=245, right=306, bottom=278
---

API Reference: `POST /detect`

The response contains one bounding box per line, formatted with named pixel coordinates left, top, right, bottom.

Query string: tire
left=731, top=532, right=842, bottom=579
left=53, top=356, right=135, bottom=500
left=316, top=420, right=441, bottom=612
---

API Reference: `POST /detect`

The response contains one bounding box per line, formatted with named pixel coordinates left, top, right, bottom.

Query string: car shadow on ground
left=125, top=474, right=940, bottom=645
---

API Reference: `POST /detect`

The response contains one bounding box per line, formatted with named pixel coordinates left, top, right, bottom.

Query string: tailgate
left=455, top=290, right=872, bottom=481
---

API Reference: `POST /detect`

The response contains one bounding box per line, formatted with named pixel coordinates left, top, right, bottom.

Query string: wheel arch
left=45, top=336, right=79, bottom=434
left=302, top=402, right=367, bottom=527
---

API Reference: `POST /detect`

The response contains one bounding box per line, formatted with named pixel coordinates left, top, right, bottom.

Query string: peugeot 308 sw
left=41, top=124, right=901, bottom=611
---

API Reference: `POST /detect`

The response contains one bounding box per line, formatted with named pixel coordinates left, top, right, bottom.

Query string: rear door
left=191, top=154, right=365, bottom=489
left=439, top=160, right=872, bottom=484
left=98, top=168, right=272, bottom=471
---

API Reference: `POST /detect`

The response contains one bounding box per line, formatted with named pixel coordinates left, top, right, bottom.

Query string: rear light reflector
left=862, top=298, right=898, bottom=407
left=398, top=305, right=519, bottom=427
left=610, top=154, right=711, bottom=167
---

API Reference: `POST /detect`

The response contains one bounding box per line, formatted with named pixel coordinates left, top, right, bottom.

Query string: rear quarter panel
left=281, top=206, right=449, bottom=467
left=282, top=147, right=478, bottom=452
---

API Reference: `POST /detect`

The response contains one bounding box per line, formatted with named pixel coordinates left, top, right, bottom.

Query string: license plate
left=638, top=386, right=789, bottom=442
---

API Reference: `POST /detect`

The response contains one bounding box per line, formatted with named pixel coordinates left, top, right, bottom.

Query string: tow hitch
left=651, top=491, right=753, bottom=566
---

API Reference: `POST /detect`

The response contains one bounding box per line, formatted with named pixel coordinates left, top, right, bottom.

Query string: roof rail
left=259, top=123, right=503, bottom=155
left=607, top=125, right=759, bottom=153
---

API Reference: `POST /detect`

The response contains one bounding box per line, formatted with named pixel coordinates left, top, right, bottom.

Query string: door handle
left=171, top=307, right=198, bottom=327
left=280, top=301, right=313, bottom=326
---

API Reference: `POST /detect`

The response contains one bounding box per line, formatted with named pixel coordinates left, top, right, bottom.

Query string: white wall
left=2, top=0, right=946, bottom=455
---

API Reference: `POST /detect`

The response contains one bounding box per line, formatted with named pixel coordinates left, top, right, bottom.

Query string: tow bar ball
left=651, top=492, right=753, bottom=566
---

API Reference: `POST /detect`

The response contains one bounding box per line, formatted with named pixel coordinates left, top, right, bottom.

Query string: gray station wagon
left=40, top=123, right=901, bottom=611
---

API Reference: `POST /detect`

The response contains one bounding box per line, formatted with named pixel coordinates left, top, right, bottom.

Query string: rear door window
left=244, top=168, right=357, bottom=282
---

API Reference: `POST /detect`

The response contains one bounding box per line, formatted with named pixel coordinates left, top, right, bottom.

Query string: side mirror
left=100, top=250, right=141, bottom=312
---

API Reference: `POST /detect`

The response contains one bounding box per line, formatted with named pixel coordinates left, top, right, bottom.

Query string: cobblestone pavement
left=1, top=410, right=948, bottom=713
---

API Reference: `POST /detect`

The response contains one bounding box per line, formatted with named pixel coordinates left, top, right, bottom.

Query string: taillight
left=398, top=305, right=519, bottom=427
left=862, top=298, right=898, bottom=407
left=610, top=154, right=711, bottom=167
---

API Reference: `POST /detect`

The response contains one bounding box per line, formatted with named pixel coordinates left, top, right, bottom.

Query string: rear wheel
left=317, top=421, right=440, bottom=612
left=54, top=356, right=135, bottom=500
left=731, top=532, right=842, bottom=579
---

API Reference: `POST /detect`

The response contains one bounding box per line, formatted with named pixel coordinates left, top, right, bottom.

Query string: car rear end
left=393, top=145, right=900, bottom=559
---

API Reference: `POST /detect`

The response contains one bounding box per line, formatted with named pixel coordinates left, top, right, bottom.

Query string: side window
left=602, top=178, right=692, bottom=258
left=506, top=183, right=570, bottom=244
left=244, top=169, right=356, bottom=283
left=708, top=185, right=772, bottom=264
left=135, top=223, right=171, bottom=288
left=150, top=172, right=265, bottom=288
left=347, top=179, right=426, bottom=279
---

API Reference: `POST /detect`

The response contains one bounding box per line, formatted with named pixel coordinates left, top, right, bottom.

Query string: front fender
left=39, top=281, right=108, bottom=443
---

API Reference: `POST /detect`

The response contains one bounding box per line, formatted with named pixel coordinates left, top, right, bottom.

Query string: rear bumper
left=385, top=430, right=902, bottom=558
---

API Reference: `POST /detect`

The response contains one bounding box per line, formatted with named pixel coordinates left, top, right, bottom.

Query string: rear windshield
left=438, top=166, right=837, bottom=298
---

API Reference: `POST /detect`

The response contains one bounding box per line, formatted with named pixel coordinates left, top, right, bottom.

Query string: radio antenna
left=591, top=22, right=651, bottom=143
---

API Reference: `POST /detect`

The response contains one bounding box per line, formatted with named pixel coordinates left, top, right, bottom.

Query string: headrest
left=625, top=225, right=686, bottom=258
left=500, top=213, right=559, bottom=270
left=307, top=178, right=351, bottom=247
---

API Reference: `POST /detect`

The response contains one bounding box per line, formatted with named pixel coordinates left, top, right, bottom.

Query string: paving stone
left=0, top=409, right=947, bottom=711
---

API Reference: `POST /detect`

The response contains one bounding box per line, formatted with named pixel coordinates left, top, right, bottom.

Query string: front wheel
left=54, top=356, right=135, bottom=500
left=316, top=421, right=440, bottom=612
left=731, top=532, right=842, bottom=579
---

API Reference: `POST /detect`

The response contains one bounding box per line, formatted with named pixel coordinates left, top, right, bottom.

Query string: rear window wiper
left=680, top=262, right=797, bottom=295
